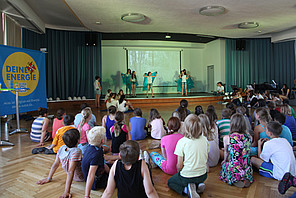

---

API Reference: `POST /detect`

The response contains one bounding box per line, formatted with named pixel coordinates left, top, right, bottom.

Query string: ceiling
left=1, top=0, right=296, bottom=41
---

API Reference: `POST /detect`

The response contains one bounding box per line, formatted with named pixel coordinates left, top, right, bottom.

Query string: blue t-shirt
left=81, top=145, right=104, bottom=190
left=130, top=117, right=146, bottom=140
left=280, top=125, right=293, bottom=146
left=74, top=113, right=96, bottom=128
left=284, top=115, right=296, bottom=140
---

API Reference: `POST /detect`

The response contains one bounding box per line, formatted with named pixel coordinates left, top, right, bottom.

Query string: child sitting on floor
left=102, top=105, right=117, bottom=140
left=77, top=107, right=92, bottom=154
left=150, top=117, right=184, bottom=175
left=129, top=108, right=147, bottom=140
left=36, top=129, right=84, bottom=198
left=32, top=114, right=75, bottom=154
left=30, top=107, right=50, bottom=146
left=251, top=121, right=296, bottom=181
left=110, top=111, right=131, bottom=154
left=82, top=126, right=110, bottom=198
left=168, top=114, right=208, bottom=197
left=148, top=108, right=166, bottom=139
left=52, top=108, right=65, bottom=140
left=219, top=113, right=254, bottom=188
left=102, top=140, right=159, bottom=198
left=216, top=108, right=231, bottom=148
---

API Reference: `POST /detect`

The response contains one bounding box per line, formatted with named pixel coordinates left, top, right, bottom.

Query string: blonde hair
left=230, top=113, right=247, bottom=134
left=198, top=114, right=214, bottom=141
left=87, top=126, right=106, bottom=146
left=183, top=114, right=202, bottom=139
left=255, top=108, right=271, bottom=123
left=78, top=107, right=92, bottom=133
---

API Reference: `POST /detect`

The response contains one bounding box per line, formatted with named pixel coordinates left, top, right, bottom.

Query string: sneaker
left=139, top=149, right=144, bottom=160
left=143, top=151, right=152, bottom=169
left=279, top=172, right=293, bottom=194
left=233, top=181, right=244, bottom=188
left=32, top=147, right=46, bottom=154
left=187, top=183, right=200, bottom=198
left=197, top=183, right=205, bottom=194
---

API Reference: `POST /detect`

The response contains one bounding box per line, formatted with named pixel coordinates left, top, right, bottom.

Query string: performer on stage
left=176, top=69, right=194, bottom=96
left=121, top=69, right=132, bottom=95
left=143, top=71, right=157, bottom=98
left=94, top=75, right=102, bottom=108
left=130, top=71, right=138, bottom=97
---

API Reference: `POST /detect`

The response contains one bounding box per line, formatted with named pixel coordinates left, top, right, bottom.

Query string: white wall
left=101, top=39, right=225, bottom=95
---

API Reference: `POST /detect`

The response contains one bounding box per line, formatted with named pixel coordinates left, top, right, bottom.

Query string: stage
left=47, top=92, right=224, bottom=109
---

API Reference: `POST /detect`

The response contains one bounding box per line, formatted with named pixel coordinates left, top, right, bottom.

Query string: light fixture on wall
left=238, top=22, right=259, bottom=29
left=199, top=6, right=226, bottom=16
left=165, top=34, right=171, bottom=39
left=121, top=13, right=146, bottom=22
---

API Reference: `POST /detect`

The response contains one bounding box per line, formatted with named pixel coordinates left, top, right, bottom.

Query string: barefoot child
left=36, top=129, right=84, bottom=198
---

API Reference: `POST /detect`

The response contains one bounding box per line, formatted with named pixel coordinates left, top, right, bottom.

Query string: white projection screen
left=127, top=49, right=181, bottom=87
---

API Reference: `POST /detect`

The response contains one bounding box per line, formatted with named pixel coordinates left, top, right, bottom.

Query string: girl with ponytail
left=110, top=111, right=131, bottom=154
left=77, top=107, right=92, bottom=154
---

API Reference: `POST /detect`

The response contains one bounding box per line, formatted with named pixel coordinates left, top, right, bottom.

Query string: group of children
left=30, top=96, right=296, bottom=197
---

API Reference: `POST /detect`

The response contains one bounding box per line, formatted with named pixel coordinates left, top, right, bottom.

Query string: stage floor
left=125, top=92, right=216, bottom=99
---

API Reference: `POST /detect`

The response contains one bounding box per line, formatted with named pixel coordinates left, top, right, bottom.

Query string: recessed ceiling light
left=238, top=22, right=259, bottom=29
left=165, top=35, right=171, bottom=39
left=95, top=21, right=101, bottom=25
left=121, top=13, right=145, bottom=22
left=199, top=6, right=226, bottom=16
left=257, top=30, right=262, bottom=33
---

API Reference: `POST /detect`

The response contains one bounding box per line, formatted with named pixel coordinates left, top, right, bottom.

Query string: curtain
left=226, top=38, right=296, bottom=90
left=22, top=28, right=102, bottom=100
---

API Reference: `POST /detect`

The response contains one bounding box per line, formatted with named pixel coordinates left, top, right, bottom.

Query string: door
left=207, top=65, right=214, bottom=93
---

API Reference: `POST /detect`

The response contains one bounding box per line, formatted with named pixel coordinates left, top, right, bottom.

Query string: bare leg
left=151, top=85, right=154, bottom=97
left=182, top=83, right=184, bottom=95
left=185, top=83, right=188, bottom=96
left=126, top=101, right=134, bottom=110
left=97, top=94, right=101, bottom=107
left=146, top=85, right=149, bottom=97
left=251, top=157, right=264, bottom=169
left=95, top=94, right=98, bottom=107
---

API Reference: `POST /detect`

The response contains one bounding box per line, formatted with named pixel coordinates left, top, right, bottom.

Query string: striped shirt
left=30, top=117, right=45, bottom=142
left=216, top=119, right=231, bottom=142
left=57, top=145, right=84, bottom=182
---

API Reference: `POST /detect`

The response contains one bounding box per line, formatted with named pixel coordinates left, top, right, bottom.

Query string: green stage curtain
left=22, top=28, right=102, bottom=100
left=226, top=39, right=296, bottom=91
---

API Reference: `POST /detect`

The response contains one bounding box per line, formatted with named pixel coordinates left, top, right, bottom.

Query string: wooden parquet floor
left=0, top=101, right=295, bottom=198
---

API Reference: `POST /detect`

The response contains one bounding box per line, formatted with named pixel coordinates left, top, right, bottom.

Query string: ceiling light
left=238, top=22, right=259, bottom=29
left=121, top=13, right=145, bottom=22
left=95, top=21, right=101, bottom=25
left=165, top=35, right=171, bottom=39
left=199, top=6, right=226, bottom=16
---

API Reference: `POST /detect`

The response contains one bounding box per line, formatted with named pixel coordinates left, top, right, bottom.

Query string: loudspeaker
left=236, top=40, right=246, bottom=50
left=85, top=32, right=98, bottom=46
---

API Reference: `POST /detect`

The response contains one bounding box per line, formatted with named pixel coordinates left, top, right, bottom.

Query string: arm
left=161, top=147, right=167, bottom=160
left=59, top=161, right=77, bottom=198
left=286, top=89, right=290, bottom=97
left=141, top=160, right=159, bottom=198
left=102, top=161, right=117, bottom=198
left=37, top=117, right=49, bottom=147
left=176, top=156, right=183, bottom=172
left=37, top=155, right=60, bottom=184
left=252, top=125, right=261, bottom=147
left=222, top=135, right=230, bottom=164
left=102, top=115, right=107, bottom=128
left=123, top=125, right=131, bottom=140
left=85, top=165, right=98, bottom=197
left=98, top=82, right=102, bottom=90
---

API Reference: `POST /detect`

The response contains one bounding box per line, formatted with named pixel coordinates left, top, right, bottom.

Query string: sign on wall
left=0, top=45, right=47, bottom=116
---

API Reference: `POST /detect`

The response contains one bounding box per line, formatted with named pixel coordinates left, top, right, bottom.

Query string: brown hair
left=167, top=117, right=181, bottom=134
left=230, top=113, right=247, bottom=134
left=281, top=104, right=292, bottom=116
left=255, top=108, right=271, bottom=123
left=119, top=140, right=140, bottom=165
left=114, top=111, right=124, bottom=137
left=267, top=121, right=282, bottom=137
left=221, top=108, right=231, bottom=118
left=183, top=114, right=202, bottom=139
left=62, top=129, right=80, bottom=148
left=198, top=114, right=214, bottom=141
left=205, top=108, right=217, bottom=129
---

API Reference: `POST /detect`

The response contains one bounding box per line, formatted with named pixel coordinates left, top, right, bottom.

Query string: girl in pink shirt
left=150, top=117, right=184, bottom=175
left=77, top=107, right=92, bottom=154
left=52, top=108, right=65, bottom=139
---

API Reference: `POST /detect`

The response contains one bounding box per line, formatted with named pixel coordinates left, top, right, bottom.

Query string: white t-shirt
left=207, top=125, right=220, bottom=167
left=182, top=75, right=187, bottom=83
left=118, top=101, right=128, bottom=112
left=147, top=76, right=152, bottom=84
left=150, top=118, right=166, bottom=139
left=106, top=98, right=119, bottom=109
left=260, top=138, right=296, bottom=180
left=94, top=80, right=100, bottom=90
left=217, top=86, right=224, bottom=93
left=174, top=136, right=209, bottom=177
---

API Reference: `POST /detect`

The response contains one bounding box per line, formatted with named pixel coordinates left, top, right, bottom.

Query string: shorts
left=259, top=161, right=275, bottom=179
left=147, top=83, right=152, bottom=86
left=182, top=82, right=187, bottom=85
left=131, top=81, right=137, bottom=85
left=95, top=89, right=101, bottom=95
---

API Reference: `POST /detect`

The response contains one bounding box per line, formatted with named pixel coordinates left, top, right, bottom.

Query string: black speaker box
left=85, top=33, right=98, bottom=46
left=236, top=40, right=246, bottom=50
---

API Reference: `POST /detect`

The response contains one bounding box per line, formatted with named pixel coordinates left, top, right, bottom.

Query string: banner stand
left=9, top=88, right=30, bottom=135
left=0, top=89, right=14, bottom=146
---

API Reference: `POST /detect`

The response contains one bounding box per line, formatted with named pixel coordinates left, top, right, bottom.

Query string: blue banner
left=0, top=45, right=47, bottom=116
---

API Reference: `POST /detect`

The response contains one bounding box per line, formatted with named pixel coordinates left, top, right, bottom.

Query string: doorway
left=207, top=65, right=214, bottom=93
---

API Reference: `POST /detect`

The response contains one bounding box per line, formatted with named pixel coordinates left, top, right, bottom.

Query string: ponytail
left=78, top=107, right=92, bottom=133
left=114, top=111, right=124, bottom=137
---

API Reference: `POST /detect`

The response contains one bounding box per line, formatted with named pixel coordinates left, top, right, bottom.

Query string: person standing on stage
left=143, top=71, right=157, bottom=98
left=181, top=70, right=189, bottom=96
left=130, top=71, right=137, bottom=97
left=94, top=76, right=102, bottom=108
left=121, top=69, right=132, bottom=95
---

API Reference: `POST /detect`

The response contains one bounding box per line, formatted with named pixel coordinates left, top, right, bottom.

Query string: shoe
left=139, top=149, right=144, bottom=160
left=143, top=151, right=151, bottom=169
left=279, top=172, right=293, bottom=194
left=146, top=96, right=148, bottom=98
left=197, top=183, right=205, bottom=194
left=187, top=183, right=200, bottom=198
left=32, top=147, right=46, bottom=154
left=233, top=181, right=244, bottom=188
left=244, top=180, right=251, bottom=188
left=152, top=96, right=155, bottom=98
